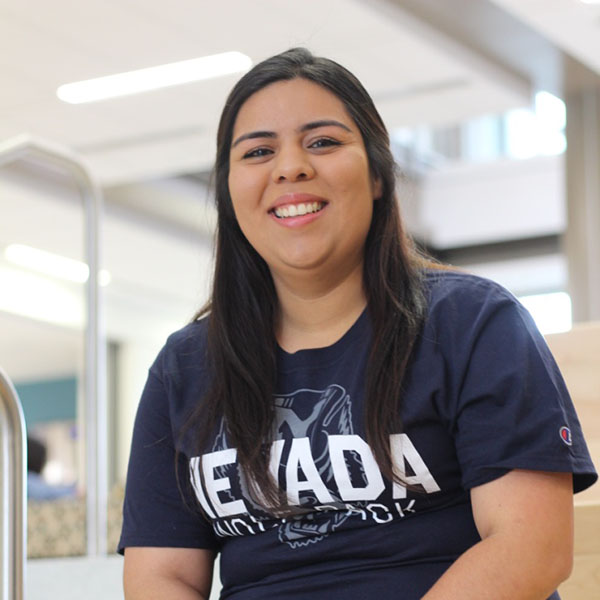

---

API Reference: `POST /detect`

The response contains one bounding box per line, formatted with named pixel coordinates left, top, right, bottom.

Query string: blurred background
left=1, top=0, right=599, bottom=598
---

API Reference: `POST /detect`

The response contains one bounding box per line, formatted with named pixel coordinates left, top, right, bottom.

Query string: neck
left=273, top=261, right=367, bottom=353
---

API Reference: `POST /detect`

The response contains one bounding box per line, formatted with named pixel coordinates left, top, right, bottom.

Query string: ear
left=372, top=176, right=383, bottom=200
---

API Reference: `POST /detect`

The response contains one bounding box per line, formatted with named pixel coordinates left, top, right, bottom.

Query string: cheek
left=228, top=174, right=251, bottom=224
left=228, top=172, right=266, bottom=248
left=331, top=152, right=372, bottom=192
left=228, top=167, right=265, bottom=214
left=227, top=171, right=242, bottom=210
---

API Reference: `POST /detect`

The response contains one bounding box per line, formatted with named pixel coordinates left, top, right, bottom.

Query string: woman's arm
left=422, top=469, right=574, bottom=600
left=123, top=547, right=215, bottom=600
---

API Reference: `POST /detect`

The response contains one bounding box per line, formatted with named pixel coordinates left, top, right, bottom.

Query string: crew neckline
left=277, top=308, right=370, bottom=371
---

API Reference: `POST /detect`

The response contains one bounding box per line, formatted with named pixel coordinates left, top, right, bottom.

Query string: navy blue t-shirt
left=119, top=270, right=597, bottom=599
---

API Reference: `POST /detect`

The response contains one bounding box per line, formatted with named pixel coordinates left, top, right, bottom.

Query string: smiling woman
left=228, top=78, right=379, bottom=331
left=119, top=48, right=597, bottom=600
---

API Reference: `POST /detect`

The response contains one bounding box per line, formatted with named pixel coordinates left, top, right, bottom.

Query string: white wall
left=27, top=556, right=124, bottom=600
left=26, top=555, right=222, bottom=600
left=414, top=154, right=565, bottom=249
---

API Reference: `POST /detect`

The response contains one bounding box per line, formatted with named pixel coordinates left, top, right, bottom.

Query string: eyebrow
left=231, top=119, right=353, bottom=148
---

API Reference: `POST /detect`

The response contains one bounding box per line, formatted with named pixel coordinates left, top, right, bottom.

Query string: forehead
left=232, top=78, right=353, bottom=135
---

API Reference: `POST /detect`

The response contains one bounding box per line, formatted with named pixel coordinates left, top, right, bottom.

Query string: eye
left=308, top=137, right=341, bottom=149
left=242, top=147, right=273, bottom=159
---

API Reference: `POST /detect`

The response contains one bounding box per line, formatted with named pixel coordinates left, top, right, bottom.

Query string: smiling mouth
left=271, top=201, right=326, bottom=219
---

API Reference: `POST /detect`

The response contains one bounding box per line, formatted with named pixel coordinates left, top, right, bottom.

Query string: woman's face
left=228, top=78, right=381, bottom=283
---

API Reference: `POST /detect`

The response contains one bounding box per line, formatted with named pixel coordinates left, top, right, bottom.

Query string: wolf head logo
left=211, top=384, right=367, bottom=548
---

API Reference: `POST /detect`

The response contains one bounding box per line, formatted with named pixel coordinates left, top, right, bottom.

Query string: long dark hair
left=189, top=48, right=427, bottom=511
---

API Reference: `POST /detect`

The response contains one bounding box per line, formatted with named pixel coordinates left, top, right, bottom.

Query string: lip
left=269, top=193, right=328, bottom=212
left=268, top=193, right=328, bottom=228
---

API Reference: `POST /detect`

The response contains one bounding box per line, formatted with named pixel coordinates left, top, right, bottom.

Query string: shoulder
left=422, top=268, right=527, bottom=328
left=419, top=268, right=541, bottom=358
left=151, top=316, right=210, bottom=382
left=423, top=268, right=516, bottom=308
left=142, top=316, right=211, bottom=431
left=164, top=316, right=209, bottom=355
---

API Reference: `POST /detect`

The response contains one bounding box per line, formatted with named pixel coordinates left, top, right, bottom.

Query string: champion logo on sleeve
left=559, top=426, right=572, bottom=446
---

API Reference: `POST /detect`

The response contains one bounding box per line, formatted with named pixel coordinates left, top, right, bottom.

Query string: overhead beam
left=385, top=0, right=600, bottom=97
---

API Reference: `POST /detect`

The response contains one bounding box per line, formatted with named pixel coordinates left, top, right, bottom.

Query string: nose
left=271, top=145, right=315, bottom=183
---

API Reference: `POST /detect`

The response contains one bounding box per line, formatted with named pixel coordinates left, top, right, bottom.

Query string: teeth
left=274, top=202, right=324, bottom=219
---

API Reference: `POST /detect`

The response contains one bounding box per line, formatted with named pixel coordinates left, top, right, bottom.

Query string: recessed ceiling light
left=0, top=266, right=84, bottom=327
left=4, top=244, right=111, bottom=286
left=57, top=51, right=252, bottom=104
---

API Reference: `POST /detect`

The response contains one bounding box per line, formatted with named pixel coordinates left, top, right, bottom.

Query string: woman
left=120, top=48, right=597, bottom=599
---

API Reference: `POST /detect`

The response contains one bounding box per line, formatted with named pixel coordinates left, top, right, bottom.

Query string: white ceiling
left=0, top=0, right=530, bottom=186
left=489, top=0, right=600, bottom=78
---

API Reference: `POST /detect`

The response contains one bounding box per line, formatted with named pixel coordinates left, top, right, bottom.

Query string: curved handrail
left=0, top=133, right=107, bottom=556
left=0, top=368, right=26, bottom=600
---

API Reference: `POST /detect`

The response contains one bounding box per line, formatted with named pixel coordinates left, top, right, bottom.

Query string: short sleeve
left=118, top=355, right=219, bottom=554
left=447, top=283, right=597, bottom=494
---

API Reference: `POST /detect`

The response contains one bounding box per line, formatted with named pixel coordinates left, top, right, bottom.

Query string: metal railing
left=0, top=134, right=107, bottom=558
left=0, top=368, right=26, bottom=600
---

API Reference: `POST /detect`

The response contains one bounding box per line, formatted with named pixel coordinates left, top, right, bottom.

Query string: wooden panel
left=572, top=503, right=600, bottom=556
left=558, top=502, right=600, bottom=600
left=545, top=321, right=600, bottom=408
left=545, top=322, right=600, bottom=504
left=559, top=553, right=600, bottom=600
left=547, top=319, right=600, bottom=600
